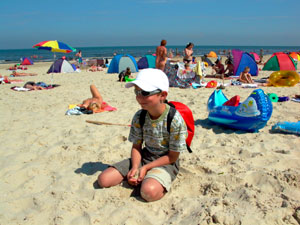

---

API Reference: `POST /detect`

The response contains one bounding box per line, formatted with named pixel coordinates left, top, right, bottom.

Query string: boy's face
left=134, top=86, right=165, bottom=110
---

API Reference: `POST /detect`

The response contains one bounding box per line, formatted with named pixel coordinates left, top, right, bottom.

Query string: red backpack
left=139, top=101, right=195, bottom=153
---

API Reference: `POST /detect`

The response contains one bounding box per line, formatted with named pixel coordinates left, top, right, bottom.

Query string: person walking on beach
left=98, top=68, right=187, bottom=202
left=155, top=40, right=168, bottom=71
left=76, top=50, right=83, bottom=67
left=183, top=42, right=194, bottom=63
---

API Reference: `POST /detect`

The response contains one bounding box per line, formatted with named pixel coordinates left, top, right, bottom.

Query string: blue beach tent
left=137, top=55, right=156, bottom=69
left=232, top=49, right=258, bottom=76
left=108, top=54, right=138, bottom=73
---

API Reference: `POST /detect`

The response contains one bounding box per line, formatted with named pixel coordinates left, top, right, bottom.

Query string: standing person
left=155, top=40, right=168, bottom=71
left=98, top=68, right=188, bottom=202
left=76, top=50, right=83, bottom=67
left=183, top=42, right=194, bottom=63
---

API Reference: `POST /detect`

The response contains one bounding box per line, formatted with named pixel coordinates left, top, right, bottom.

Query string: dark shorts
left=183, top=59, right=192, bottom=63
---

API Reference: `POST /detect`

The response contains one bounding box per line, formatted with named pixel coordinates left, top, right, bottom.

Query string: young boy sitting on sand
left=98, top=68, right=187, bottom=202
left=239, top=66, right=254, bottom=83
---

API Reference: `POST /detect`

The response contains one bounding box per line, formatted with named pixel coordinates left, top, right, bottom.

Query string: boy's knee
left=140, top=183, right=163, bottom=202
left=97, top=173, right=110, bottom=188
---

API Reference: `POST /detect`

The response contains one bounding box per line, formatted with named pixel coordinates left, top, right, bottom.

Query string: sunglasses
left=134, top=89, right=161, bottom=97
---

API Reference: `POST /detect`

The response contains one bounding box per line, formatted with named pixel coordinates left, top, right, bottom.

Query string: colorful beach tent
left=232, top=49, right=258, bottom=76
left=137, top=55, right=156, bottom=69
left=249, top=52, right=260, bottom=62
left=47, top=58, right=75, bottom=73
left=207, top=51, right=217, bottom=58
left=108, top=54, right=138, bottom=73
left=289, top=52, right=300, bottom=61
left=262, top=52, right=296, bottom=71
left=21, top=57, right=33, bottom=65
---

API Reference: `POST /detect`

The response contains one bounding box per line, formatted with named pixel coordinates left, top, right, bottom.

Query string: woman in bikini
left=183, top=42, right=194, bottom=63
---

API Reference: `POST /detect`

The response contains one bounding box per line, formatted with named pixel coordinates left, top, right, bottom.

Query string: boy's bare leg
left=140, top=178, right=165, bottom=202
left=98, top=167, right=124, bottom=188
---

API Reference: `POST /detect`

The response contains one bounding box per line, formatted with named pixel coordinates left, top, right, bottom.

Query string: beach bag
left=139, top=101, right=195, bottom=153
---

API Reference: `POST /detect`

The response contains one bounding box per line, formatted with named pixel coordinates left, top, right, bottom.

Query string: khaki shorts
left=112, top=159, right=172, bottom=191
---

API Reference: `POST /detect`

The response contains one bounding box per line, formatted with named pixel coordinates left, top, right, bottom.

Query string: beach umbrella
left=33, top=40, right=76, bottom=53
left=33, top=40, right=76, bottom=83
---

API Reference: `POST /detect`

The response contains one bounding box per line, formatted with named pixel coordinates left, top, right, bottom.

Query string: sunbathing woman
left=78, top=85, right=108, bottom=113
left=11, top=71, right=37, bottom=77
left=23, top=81, right=45, bottom=90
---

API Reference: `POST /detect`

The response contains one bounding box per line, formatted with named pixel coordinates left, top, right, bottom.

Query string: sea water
left=0, top=45, right=299, bottom=64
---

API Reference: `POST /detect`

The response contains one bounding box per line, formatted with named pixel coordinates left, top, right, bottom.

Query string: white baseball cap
left=125, top=68, right=169, bottom=92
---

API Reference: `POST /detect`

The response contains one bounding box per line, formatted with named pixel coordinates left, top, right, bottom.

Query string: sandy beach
left=0, top=57, right=300, bottom=225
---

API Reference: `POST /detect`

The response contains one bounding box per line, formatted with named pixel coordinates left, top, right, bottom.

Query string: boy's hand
left=137, top=166, right=148, bottom=182
left=127, top=168, right=139, bottom=186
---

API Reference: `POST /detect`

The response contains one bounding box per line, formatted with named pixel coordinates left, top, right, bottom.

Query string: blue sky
left=0, top=0, right=299, bottom=49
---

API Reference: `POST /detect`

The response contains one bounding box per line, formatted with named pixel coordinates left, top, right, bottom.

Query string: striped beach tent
left=232, top=49, right=258, bottom=76
left=263, top=52, right=296, bottom=71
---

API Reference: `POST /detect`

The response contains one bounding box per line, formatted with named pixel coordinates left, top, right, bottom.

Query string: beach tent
left=262, top=52, right=296, bottom=71
left=21, top=57, right=33, bottom=65
left=107, top=54, right=138, bottom=73
left=289, top=52, right=300, bottom=61
left=249, top=52, right=260, bottom=62
left=47, top=58, right=75, bottom=73
left=137, top=55, right=156, bottom=69
left=207, top=51, right=217, bottom=58
left=232, top=49, right=258, bottom=76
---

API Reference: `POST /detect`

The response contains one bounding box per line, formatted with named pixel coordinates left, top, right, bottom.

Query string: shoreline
left=0, top=57, right=300, bottom=224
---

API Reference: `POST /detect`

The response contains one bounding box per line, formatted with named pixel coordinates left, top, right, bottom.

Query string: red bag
left=140, top=101, right=195, bottom=153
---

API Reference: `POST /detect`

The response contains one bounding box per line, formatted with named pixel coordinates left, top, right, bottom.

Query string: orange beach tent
left=207, top=51, right=217, bottom=58
left=289, top=52, right=300, bottom=61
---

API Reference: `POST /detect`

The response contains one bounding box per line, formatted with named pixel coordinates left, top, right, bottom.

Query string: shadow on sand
left=195, top=118, right=248, bottom=135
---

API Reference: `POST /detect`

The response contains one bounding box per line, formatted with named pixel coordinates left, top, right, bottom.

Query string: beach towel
left=241, top=84, right=258, bottom=88
left=177, top=62, right=196, bottom=79
left=11, top=86, right=31, bottom=91
left=11, top=84, right=59, bottom=91
left=66, top=102, right=117, bottom=115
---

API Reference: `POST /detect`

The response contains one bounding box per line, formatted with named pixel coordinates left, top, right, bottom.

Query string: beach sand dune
left=0, top=60, right=299, bottom=225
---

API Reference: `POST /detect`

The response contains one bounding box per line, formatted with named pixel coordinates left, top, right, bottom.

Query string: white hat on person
left=125, top=68, right=169, bottom=92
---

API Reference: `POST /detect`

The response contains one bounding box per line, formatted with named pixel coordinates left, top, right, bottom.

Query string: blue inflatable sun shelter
left=108, top=54, right=139, bottom=73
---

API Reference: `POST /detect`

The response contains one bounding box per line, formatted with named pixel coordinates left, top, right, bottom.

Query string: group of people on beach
left=154, top=39, right=260, bottom=84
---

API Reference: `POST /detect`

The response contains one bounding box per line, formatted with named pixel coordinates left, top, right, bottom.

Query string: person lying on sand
left=23, top=81, right=45, bottom=90
left=77, top=85, right=108, bottom=113
left=0, top=75, right=23, bottom=84
left=11, top=71, right=37, bottom=77
left=89, top=65, right=103, bottom=72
